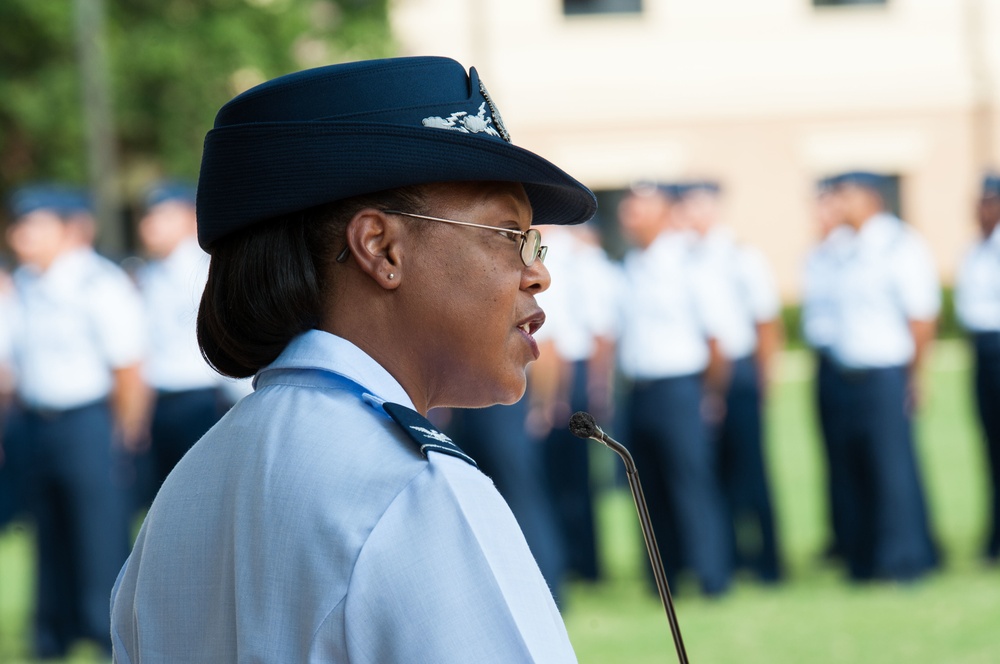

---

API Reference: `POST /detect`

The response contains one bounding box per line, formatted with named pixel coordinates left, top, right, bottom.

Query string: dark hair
left=197, top=186, right=427, bottom=378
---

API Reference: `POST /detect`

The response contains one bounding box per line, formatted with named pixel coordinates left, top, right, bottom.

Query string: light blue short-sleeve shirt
left=617, top=231, right=724, bottom=379
left=11, top=247, right=146, bottom=409
left=0, top=282, right=14, bottom=367
left=0, top=281, right=15, bottom=389
left=828, top=214, right=941, bottom=369
left=138, top=237, right=220, bottom=392
left=955, top=226, right=1000, bottom=333
left=693, top=227, right=780, bottom=360
left=110, top=330, right=576, bottom=664
left=535, top=228, right=621, bottom=362
left=801, top=232, right=844, bottom=351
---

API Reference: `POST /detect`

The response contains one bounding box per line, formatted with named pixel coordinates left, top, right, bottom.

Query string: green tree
left=0, top=0, right=393, bottom=217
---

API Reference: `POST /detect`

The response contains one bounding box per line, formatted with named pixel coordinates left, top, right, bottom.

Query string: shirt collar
left=988, top=224, right=1000, bottom=249
left=817, top=226, right=846, bottom=254
left=165, top=236, right=205, bottom=266
left=253, top=329, right=416, bottom=410
left=648, top=229, right=690, bottom=254
left=20, top=247, right=92, bottom=285
left=852, top=212, right=900, bottom=251
left=700, top=225, right=735, bottom=255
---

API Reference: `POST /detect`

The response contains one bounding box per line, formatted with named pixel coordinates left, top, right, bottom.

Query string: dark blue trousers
left=133, top=387, right=225, bottom=509
left=543, top=360, right=600, bottom=581
left=627, top=373, right=731, bottom=595
left=0, top=402, right=30, bottom=527
left=816, top=351, right=853, bottom=560
left=973, top=332, right=1000, bottom=560
left=444, top=399, right=566, bottom=603
left=21, top=400, right=129, bottom=657
left=715, top=356, right=782, bottom=581
left=831, top=365, right=937, bottom=581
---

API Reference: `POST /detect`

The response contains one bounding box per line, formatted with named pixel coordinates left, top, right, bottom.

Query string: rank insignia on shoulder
left=383, top=402, right=478, bottom=469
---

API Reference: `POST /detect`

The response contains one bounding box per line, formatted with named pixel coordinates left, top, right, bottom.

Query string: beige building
left=391, top=0, right=1000, bottom=299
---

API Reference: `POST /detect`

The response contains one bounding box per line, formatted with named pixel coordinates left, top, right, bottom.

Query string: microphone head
left=569, top=411, right=600, bottom=439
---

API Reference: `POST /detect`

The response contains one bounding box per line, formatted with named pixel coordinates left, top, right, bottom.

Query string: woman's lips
left=515, top=311, right=544, bottom=360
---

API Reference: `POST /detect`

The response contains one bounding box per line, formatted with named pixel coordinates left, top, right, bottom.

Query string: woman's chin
left=491, top=369, right=528, bottom=406
left=442, top=371, right=526, bottom=410
left=492, top=383, right=527, bottom=407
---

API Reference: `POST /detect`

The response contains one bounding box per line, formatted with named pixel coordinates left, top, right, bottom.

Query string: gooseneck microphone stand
left=569, top=411, right=690, bottom=664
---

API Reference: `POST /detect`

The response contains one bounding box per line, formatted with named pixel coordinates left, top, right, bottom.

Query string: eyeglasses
left=383, top=210, right=547, bottom=267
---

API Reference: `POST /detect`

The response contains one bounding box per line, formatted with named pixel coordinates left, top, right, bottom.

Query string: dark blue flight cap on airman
left=816, top=175, right=837, bottom=193
left=982, top=173, right=1000, bottom=199
left=654, top=183, right=682, bottom=201
left=675, top=180, right=722, bottom=198
left=629, top=181, right=680, bottom=201
left=196, top=56, right=598, bottom=249
left=8, top=184, right=92, bottom=221
left=830, top=170, right=887, bottom=192
left=143, top=180, right=197, bottom=210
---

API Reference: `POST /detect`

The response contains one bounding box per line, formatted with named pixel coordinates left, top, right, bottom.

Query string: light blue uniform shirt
left=955, top=225, right=1000, bottom=333
left=110, top=330, right=576, bottom=664
left=617, top=231, right=726, bottom=379
left=693, top=227, right=780, bottom=360
left=0, top=279, right=13, bottom=362
left=535, top=227, right=620, bottom=362
left=801, top=232, right=844, bottom=351
left=0, top=280, right=14, bottom=392
left=828, top=213, right=940, bottom=369
left=138, top=237, right=220, bottom=392
left=11, top=247, right=145, bottom=410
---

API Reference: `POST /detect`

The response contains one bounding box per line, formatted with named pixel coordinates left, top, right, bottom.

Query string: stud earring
left=388, top=273, right=395, bottom=280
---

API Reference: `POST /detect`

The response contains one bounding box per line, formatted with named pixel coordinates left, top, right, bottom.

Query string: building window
left=813, top=0, right=887, bottom=7
left=880, top=174, right=902, bottom=219
left=563, top=0, right=642, bottom=16
left=584, top=188, right=630, bottom=260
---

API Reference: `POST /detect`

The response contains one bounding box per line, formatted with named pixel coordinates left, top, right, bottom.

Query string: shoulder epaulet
left=382, top=402, right=478, bottom=469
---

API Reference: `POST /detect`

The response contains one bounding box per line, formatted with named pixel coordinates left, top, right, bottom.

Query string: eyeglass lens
left=521, top=229, right=542, bottom=266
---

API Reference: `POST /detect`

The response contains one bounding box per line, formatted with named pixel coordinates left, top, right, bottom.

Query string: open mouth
left=516, top=312, right=545, bottom=337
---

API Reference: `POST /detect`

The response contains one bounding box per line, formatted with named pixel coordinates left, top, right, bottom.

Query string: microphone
left=569, top=411, right=689, bottom=664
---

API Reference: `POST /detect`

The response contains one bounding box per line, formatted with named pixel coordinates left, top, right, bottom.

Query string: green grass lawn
left=1, top=340, right=997, bottom=662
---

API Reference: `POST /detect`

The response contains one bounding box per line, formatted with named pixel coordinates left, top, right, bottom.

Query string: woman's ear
left=343, top=209, right=403, bottom=290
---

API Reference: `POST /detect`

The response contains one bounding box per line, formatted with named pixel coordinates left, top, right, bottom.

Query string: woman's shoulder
left=143, top=384, right=437, bottom=580
left=210, top=383, right=430, bottom=496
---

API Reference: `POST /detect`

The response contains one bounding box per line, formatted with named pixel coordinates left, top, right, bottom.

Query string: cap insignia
left=479, top=79, right=511, bottom=143
left=422, top=101, right=504, bottom=139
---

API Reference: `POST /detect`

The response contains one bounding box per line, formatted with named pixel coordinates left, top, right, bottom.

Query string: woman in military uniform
left=110, top=56, right=596, bottom=663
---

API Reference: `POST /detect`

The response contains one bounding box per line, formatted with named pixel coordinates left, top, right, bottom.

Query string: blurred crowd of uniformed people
left=0, top=169, right=998, bottom=657
left=0, top=181, right=249, bottom=659
left=434, top=170, right=1000, bottom=605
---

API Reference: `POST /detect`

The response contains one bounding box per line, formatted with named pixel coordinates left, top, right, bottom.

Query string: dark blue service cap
left=144, top=180, right=197, bottom=210
left=641, top=182, right=679, bottom=201
left=657, top=183, right=682, bottom=201
left=674, top=180, right=722, bottom=198
left=982, top=172, right=1000, bottom=199
left=830, top=170, right=887, bottom=192
left=816, top=175, right=837, bottom=193
left=196, top=56, right=598, bottom=249
left=629, top=181, right=681, bottom=201
left=8, top=183, right=92, bottom=221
